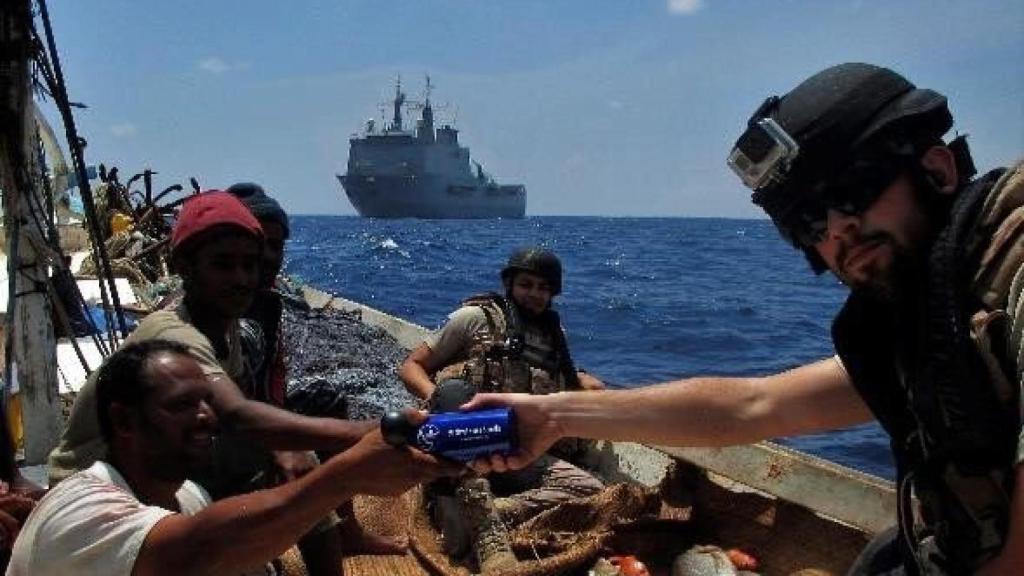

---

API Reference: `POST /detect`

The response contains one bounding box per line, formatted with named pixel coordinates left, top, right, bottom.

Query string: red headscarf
left=171, top=190, right=264, bottom=255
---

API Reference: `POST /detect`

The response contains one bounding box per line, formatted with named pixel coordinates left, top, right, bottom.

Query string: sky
left=39, top=0, right=1024, bottom=217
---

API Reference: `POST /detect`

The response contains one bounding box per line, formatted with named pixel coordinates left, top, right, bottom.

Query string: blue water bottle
left=381, top=408, right=517, bottom=462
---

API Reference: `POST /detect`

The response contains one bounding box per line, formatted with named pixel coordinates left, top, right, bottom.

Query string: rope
left=17, top=184, right=109, bottom=356
left=36, top=0, right=127, bottom=346
left=45, top=279, right=91, bottom=374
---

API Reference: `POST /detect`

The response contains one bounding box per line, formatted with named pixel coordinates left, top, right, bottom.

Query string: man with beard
left=463, top=63, right=1024, bottom=576
left=399, top=247, right=606, bottom=572
left=9, top=340, right=459, bottom=575
left=48, top=191, right=385, bottom=574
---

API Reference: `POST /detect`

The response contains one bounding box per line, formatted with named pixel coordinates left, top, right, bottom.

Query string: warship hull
left=338, top=173, right=525, bottom=219
left=340, top=78, right=527, bottom=219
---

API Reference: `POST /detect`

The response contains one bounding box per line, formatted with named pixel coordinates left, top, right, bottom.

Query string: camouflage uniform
left=426, top=295, right=604, bottom=569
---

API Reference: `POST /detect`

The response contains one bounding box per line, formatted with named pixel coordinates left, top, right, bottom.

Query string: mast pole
left=0, top=0, right=62, bottom=464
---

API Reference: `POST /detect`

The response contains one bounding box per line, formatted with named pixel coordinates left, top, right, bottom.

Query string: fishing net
left=281, top=303, right=419, bottom=420
left=277, top=468, right=698, bottom=576
left=273, top=300, right=865, bottom=575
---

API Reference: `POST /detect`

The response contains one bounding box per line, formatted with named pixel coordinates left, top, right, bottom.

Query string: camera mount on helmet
left=727, top=97, right=801, bottom=192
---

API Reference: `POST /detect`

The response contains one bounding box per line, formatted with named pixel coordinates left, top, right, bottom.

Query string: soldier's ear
left=920, top=145, right=958, bottom=195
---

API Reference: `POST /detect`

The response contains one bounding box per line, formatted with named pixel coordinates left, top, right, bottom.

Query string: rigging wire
left=28, top=126, right=110, bottom=357
left=34, top=0, right=127, bottom=347
left=4, top=138, right=104, bottom=376
left=21, top=157, right=110, bottom=359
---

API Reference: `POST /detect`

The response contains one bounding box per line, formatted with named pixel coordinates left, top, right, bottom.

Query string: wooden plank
left=658, top=442, right=895, bottom=534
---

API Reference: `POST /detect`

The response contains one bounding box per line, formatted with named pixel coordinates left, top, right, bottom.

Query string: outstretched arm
left=207, top=374, right=375, bottom=452
left=466, top=356, right=873, bottom=472
left=134, top=415, right=464, bottom=576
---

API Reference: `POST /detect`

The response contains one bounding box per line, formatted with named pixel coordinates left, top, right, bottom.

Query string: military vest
left=435, top=293, right=589, bottom=459
left=834, top=162, right=1024, bottom=574
left=436, top=294, right=576, bottom=393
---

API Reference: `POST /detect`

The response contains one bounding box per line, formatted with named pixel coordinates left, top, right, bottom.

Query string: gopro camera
left=727, top=117, right=800, bottom=191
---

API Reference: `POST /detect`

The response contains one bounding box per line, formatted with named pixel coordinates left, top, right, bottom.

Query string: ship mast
left=420, top=75, right=435, bottom=139
left=391, top=76, right=405, bottom=132
left=0, top=0, right=61, bottom=464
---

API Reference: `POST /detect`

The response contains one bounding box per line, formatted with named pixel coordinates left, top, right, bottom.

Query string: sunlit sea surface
left=286, top=215, right=894, bottom=479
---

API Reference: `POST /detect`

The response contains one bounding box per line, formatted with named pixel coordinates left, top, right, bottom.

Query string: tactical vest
left=833, top=164, right=1024, bottom=575
left=435, top=293, right=589, bottom=459
left=435, top=294, right=575, bottom=393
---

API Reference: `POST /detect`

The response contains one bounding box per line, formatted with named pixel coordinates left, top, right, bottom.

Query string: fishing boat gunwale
left=301, top=284, right=896, bottom=574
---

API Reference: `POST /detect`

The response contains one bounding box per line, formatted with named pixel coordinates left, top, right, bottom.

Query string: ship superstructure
left=338, top=78, right=526, bottom=218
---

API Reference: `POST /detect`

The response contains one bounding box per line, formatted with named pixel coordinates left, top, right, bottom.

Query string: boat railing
left=301, top=286, right=897, bottom=536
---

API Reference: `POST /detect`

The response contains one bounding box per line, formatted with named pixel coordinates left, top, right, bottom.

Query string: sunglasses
left=763, top=158, right=907, bottom=247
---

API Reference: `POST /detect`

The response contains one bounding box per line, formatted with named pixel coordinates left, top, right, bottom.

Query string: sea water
left=286, top=215, right=894, bottom=479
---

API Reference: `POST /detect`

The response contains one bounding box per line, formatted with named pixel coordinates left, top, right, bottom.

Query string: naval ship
left=337, top=79, right=526, bottom=218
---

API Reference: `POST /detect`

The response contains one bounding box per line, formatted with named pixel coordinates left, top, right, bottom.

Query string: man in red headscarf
left=49, top=191, right=408, bottom=574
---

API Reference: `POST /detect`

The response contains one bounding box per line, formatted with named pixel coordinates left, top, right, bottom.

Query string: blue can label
left=415, top=408, right=516, bottom=462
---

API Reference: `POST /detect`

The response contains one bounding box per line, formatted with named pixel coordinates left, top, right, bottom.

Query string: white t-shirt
left=7, top=461, right=212, bottom=576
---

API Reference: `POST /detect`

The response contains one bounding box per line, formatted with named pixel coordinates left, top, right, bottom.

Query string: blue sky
left=41, top=0, right=1023, bottom=217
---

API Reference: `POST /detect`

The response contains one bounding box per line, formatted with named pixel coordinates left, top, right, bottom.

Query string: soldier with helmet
left=464, top=63, right=1024, bottom=576
left=400, top=247, right=606, bottom=573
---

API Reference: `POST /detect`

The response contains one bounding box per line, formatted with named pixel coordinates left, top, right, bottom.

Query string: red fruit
left=610, top=555, right=650, bottom=576
left=726, top=548, right=759, bottom=571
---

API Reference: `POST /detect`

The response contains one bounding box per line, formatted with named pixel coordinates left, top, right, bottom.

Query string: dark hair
left=95, top=340, right=191, bottom=442
left=226, top=182, right=290, bottom=239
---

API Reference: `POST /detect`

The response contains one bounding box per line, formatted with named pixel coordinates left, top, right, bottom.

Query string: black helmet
left=501, top=247, right=562, bottom=295
left=727, top=63, right=957, bottom=270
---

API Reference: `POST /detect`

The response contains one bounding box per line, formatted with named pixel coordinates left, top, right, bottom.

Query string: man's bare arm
left=207, top=374, right=375, bottom=452
left=399, top=343, right=445, bottom=399
left=466, top=356, right=873, bottom=471
left=134, top=423, right=463, bottom=576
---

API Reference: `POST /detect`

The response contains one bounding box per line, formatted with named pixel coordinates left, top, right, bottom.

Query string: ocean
left=285, top=215, right=894, bottom=479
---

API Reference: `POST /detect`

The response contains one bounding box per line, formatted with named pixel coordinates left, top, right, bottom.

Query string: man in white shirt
left=8, top=340, right=459, bottom=575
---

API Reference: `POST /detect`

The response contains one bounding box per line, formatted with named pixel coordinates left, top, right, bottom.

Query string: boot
left=493, top=496, right=530, bottom=527
left=456, top=477, right=517, bottom=574
left=433, top=494, right=469, bottom=557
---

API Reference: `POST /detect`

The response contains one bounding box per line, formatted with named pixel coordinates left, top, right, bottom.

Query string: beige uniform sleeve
left=48, top=311, right=234, bottom=484
left=968, top=160, right=1024, bottom=465
left=424, top=306, right=490, bottom=366
left=122, top=310, right=227, bottom=377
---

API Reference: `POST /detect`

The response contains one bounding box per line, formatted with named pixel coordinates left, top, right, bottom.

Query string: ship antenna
left=392, top=75, right=405, bottom=131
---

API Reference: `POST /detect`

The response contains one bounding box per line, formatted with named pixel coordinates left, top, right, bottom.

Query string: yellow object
left=7, top=392, right=23, bottom=452
left=110, top=211, right=134, bottom=235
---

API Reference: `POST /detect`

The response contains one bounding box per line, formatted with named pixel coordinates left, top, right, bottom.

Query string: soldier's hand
left=345, top=410, right=465, bottom=496
left=460, top=393, right=563, bottom=474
